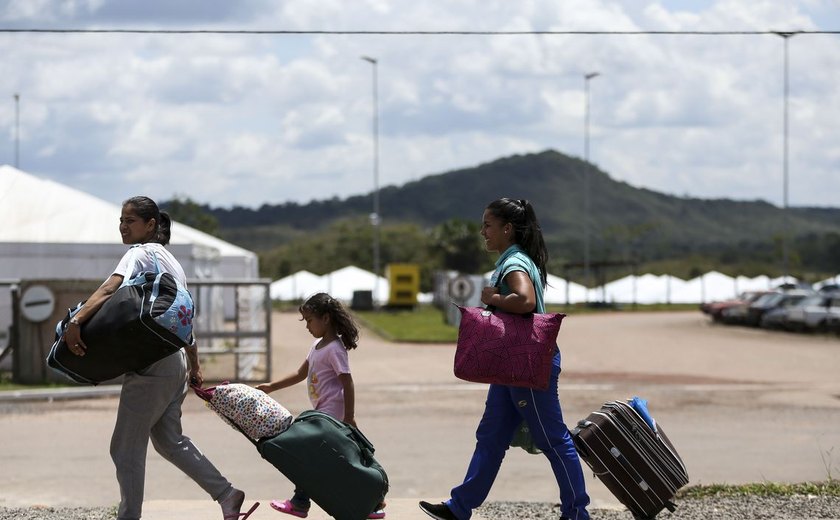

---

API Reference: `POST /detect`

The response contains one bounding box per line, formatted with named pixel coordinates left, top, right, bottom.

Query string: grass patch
left=678, top=480, right=840, bottom=498
left=0, top=372, right=69, bottom=392
left=352, top=302, right=699, bottom=342
left=548, top=302, right=699, bottom=314
left=353, top=305, right=458, bottom=343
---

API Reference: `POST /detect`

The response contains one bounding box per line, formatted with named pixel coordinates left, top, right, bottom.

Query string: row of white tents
left=4, top=164, right=835, bottom=310
left=271, top=267, right=840, bottom=305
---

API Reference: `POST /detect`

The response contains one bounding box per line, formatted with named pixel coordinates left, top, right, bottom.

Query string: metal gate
left=2, top=278, right=272, bottom=385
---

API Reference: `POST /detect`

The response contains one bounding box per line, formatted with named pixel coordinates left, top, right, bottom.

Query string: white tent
left=604, top=274, right=644, bottom=304
left=689, top=271, right=736, bottom=302
left=0, top=165, right=260, bottom=344
left=601, top=273, right=691, bottom=304
left=270, top=270, right=326, bottom=300
left=666, top=275, right=697, bottom=304
left=273, top=268, right=438, bottom=305
left=769, top=275, right=799, bottom=287
left=0, top=165, right=258, bottom=281
left=321, top=265, right=389, bottom=303
left=545, top=274, right=588, bottom=304
left=735, top=275, right=773, bottom=293
left=815, top=275, right=840, bottom=290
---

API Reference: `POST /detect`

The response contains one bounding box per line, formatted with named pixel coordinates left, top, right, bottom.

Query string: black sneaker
left=418, top=501, right=458, bottom=520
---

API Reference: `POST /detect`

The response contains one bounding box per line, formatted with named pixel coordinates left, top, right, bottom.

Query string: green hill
left=209, top=148, right=839, bottom=253
left=171, top=150, right=838, bottom=282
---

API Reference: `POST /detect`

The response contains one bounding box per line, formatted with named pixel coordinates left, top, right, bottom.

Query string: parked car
left=760, top=304, right=794, bottom=330
left=701, top=291, right=765, bottom=323
left=784, top=292, right=840, bottom=332
left=745, top=289, right=813, bottom=327
left=759, top=293, right=810, bottom=330
left=827, top=314, right=840, bottom=335
left=720, top=291, right=774, bottom=325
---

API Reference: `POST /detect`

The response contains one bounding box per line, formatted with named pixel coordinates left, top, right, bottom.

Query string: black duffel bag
left=47, top=270, right=195, bottom=385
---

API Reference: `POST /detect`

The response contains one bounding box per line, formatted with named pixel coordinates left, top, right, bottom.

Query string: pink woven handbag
left=454, top=306, right=564, bottom=390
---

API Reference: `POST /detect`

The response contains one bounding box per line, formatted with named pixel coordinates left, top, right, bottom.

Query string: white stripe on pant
left=446, top=353, right=590, bottom=520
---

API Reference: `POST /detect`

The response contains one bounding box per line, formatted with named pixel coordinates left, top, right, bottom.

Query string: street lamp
left=775, top=32, right=795, bottom=285
left=583, top=72, right=599, bottom=297
left=361, top=56, right=381, bottom=306
left=13, top=93, right=20, bottom=169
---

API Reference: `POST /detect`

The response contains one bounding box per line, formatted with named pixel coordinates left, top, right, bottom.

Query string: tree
left=163, top=196, right=220, bottom=236
left=428, top=219, right=491, bottom=274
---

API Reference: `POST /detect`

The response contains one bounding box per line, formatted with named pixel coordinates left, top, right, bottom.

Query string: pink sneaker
left=270, top=499, right=309, bottom=518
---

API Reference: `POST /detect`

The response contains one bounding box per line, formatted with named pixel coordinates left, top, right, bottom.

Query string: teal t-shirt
left=489, top=244, right=545, bottom=314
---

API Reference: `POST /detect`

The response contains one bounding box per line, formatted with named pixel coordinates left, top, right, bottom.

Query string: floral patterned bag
left=193, top=382, right=293, bottom=441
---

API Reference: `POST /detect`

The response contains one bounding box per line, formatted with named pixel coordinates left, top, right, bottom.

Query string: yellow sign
left=387, top=263, right=420, bottom=307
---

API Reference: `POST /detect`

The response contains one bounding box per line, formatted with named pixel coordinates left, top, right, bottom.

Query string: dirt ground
left=1, top=310, right=839, bottom=510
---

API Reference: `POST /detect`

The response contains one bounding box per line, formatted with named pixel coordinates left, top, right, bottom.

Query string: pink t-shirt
left=306, top=338, right=351, bottom=420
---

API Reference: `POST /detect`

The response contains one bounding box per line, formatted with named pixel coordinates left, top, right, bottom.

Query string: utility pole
left=583, top=72, right=599, bottom=297
left=14, top=93, right=20, bottom=168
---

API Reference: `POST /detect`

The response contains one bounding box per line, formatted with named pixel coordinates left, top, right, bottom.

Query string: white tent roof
left=815, top=275, right=840, bottom=290
left=735, top=275, right=773, bottom=293
left=600, top=274, right=692, bottom=304
left=545, top=274, right=588, bottom=304
left=0, top=165, right=255, bottom=263
left=321, top=265, right=389, bottom=303
left=270, top=270, right=326, bottom=300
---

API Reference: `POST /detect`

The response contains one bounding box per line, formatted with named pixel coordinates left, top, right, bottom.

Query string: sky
left=1, top=0, right=839, bottom=209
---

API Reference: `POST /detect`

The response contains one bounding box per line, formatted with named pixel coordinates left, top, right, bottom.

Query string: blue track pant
left=446, top=353, right=590, bottom=520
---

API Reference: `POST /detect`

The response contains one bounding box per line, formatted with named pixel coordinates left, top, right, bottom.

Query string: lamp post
left=14, top=93, right=20, bottom=168
left=583, top=72, right=599, bottom=298
left=361, top=56, right=381, bottom=306
left=776, top=32, right=795, bottom=285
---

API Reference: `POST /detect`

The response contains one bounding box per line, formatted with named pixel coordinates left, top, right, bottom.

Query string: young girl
left=257, top=292, right=385, bottom=519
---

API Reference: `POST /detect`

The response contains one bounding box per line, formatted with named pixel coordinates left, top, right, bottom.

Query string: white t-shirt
left=306, top=338, right=351, bottom=420
left=113, top=243, right=187, bottom=287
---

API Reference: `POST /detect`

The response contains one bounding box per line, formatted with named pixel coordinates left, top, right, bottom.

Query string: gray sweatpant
left=110, top=349, right=231, bottom=520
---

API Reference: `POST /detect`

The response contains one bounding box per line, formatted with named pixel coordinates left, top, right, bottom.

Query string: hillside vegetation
left=167, top=150, right=840, bottom=286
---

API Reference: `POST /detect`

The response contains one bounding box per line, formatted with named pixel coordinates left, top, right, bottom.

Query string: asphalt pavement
left=2, top=310, right=840, bottom=520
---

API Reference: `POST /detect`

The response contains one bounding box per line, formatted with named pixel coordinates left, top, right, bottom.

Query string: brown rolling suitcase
left=572, top=400, right=689, bottom=519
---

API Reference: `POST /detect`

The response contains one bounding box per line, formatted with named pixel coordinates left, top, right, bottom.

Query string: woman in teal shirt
left=420, top=198, right=590, bottom=520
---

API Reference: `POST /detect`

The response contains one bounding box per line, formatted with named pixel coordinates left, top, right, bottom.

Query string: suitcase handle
left=347, top=426, right=377, bottom=462
left=301, top=411, right=378, bottom=462
left=571, top=420, right=592, bottom=457
left=609, top=447, right=650, bottom=491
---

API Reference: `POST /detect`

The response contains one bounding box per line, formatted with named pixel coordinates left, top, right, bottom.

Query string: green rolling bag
left=258, top=410, right=389, bottom=520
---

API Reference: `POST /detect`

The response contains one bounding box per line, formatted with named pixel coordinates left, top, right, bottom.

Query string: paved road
left=1, top=310, right=839, bottom=518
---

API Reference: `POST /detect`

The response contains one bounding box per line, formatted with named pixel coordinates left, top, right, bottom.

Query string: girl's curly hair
left=299, top=293, right=359, bottom=349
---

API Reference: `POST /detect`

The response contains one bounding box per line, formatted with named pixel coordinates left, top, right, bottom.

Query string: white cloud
left=1, top=0, right=838, bottom=208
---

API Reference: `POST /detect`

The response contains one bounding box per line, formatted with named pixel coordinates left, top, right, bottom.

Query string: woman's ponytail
left=486, top=198, right=549, bottom=286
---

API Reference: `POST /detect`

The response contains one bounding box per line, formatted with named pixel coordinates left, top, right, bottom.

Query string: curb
left=0, top=384, right=122, bottom=402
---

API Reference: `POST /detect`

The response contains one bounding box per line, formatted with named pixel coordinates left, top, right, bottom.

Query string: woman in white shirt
left=62, top=196, right=258, bottom=520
